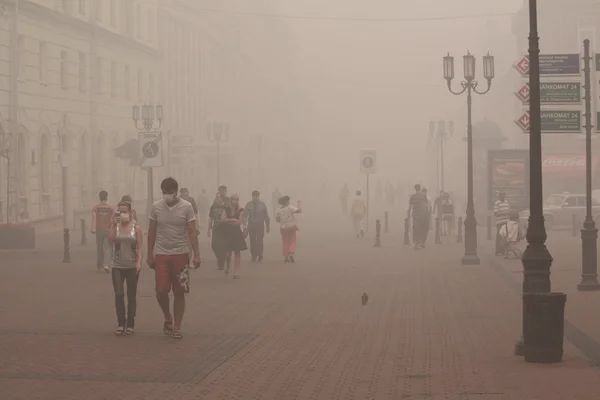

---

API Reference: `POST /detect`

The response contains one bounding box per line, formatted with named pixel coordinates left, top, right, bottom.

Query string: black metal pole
left=384, top=211, right=389, bottom=233
left=457, top=216, right=463, bottom=243
left=374, top=219, right=381, bottom=248
left=435, top=217, right=442, bottom=244
left=462, top=85, right=480, bottom=265
left=440, top=134, right=445, bottom=192
left=515, top=0, right=554, bottom=356
left=572, top=214, right=577, bottom=237
left=63, top=228, right=70, bottom=263
left=578, top=38, right=600, bottom=291
left=487, top=215, right=492, bottom=240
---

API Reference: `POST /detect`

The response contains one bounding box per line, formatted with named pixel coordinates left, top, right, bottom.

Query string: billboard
left=488, top=149, right=530, bottom=211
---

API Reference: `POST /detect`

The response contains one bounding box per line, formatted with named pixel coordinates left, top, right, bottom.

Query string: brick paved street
left=1, top=220, right=600, bottom=400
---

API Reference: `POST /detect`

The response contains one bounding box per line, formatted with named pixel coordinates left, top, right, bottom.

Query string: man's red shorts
left=154, top=254, right=189, bottom=294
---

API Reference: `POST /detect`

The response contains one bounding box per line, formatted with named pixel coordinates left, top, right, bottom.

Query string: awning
left=542, top=155, right=600, bottom=176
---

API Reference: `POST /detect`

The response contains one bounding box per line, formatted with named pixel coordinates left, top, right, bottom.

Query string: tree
left=114, top=139, right=139, bottom=166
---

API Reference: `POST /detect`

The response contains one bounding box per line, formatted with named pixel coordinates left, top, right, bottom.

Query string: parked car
left=519, top=192, right=600, bottom=230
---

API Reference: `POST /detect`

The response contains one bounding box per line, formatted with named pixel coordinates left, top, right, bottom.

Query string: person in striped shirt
left=494, top=191, right=511, bottom=256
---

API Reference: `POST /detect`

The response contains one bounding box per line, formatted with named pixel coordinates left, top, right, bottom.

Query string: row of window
left=49, top=0, right=155, bottom=44
left=18, top=36, right=155, bottom=101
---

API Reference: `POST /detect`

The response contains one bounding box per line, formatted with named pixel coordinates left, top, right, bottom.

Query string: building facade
left=0, top=0, right=160, bottom=224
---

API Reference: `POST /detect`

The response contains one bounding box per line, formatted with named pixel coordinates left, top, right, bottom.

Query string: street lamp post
left=578, top=39, right=600, bottom=291
left=429, top=120, right=454, bottom=192
left=207, top=122, right=230, bottom=187
left=443, top=51, right=495, bottom=265
left=132, top=104, right=163, bottom=218
left=514, top=0, right=554, bottom=356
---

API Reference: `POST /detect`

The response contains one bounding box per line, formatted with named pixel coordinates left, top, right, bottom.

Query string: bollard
left=572, top=214, right=577, bottom=237
left=404, top=218, right=410, bottom=246
left=384, top=211, right=389, bottom=233
left=80, top=218, right=87, bottom=245
left=374, top=219, right=381, bottom=248
left=435, top=217, right=442, bottom=244
left=63, top=228, right=71, bottom=263
left=457, top=216, right=463, bottom=243
left=487, top=215, right=492, bottom=240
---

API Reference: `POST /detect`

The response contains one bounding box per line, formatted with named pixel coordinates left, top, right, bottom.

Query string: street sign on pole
left=138, top=130, right=163, bottom=168
left=517, top=111, right=582, bottom=133
left=360, top=150, right=377, bottom=174
left=514, top=54, right=581, bottom=76
left=516, top=82, right=581, bottom=104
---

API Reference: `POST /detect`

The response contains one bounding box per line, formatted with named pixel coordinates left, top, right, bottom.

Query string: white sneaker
left=103, top=265, right=110, bottom=273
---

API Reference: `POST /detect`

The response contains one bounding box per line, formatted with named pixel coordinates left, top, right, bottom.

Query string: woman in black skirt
left=221, top=194, right=248, bottom=279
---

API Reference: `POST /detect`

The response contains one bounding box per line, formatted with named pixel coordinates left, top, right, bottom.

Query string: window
left=38, top=41, right=47, bottom=82
left=564, top=197, right=577, bottom=207
left=125, top=0, right=134, bottom=37
left=60, top=50, right=69, bottom=89
left=136, top=3, right=142, bottom=38
left=124, top=65, right=130, bottom=99
left=78, top=0, right=86, bottom=15
left=148, top=71, right=154, bottom=102
left=17, top=35, right=26, bottom=78
left=110, top=0, right=117, bottom=27
left=110, top=60, right=117, bottom=97
left=79, top=52, right=87, bottom=92
left=137, top=67, right=143, bottom=102
left=95, top=56, right=102, bottom=94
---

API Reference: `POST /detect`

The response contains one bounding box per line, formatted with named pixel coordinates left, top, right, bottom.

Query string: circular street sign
left=142, top=142, right=159, bottom=158
left=362, top=156, right=374, bottom=168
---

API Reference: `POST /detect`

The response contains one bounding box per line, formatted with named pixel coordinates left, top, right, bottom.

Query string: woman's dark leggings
left=111, top=268, right=138, bottom=328
left=212, top=227, right=226, bottom=268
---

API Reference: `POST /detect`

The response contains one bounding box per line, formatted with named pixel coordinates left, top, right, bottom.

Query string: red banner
left=542, top=155, right=600, bottom=175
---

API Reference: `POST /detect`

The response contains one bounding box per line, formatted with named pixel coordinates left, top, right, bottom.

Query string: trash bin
left=523, top=292, right=567, bottom=363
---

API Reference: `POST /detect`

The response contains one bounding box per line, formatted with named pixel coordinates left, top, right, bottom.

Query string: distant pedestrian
left=499, top=211, right=525, bottom=259
left=494, top=191, right=511, bottom=256
left=92, top=190, right=114, bottom=273
left=350, top=190, right=366, bottom=238
left=108, top=201, right=143, bottom=336
left=222, top=194, right=248, bottom=278
left=147, top=177, right=201, bottom=340
left=197, top=188, right=209, bottom=230
left=442, top=192, right=455, bottom=236
left=207, top=195, right=227, bottom=270
left=407, top=184, right=427, bottom=249
left=421, top=187, right=433, bottom=245
left=243, top=190, right=270, bottom=262
left=276, top=195, right=302, bottom=263
left=433, top=191, right=445, bottom=235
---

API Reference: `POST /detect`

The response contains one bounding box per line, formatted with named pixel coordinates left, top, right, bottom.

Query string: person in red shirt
left=92, top=190, right=114, bottom=272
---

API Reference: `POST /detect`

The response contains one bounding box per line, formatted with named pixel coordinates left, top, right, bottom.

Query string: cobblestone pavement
left=1, top=222, right=600, bottom=400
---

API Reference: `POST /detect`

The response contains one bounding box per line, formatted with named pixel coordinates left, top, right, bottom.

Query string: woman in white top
left=275, top=195, right=302, bottom=263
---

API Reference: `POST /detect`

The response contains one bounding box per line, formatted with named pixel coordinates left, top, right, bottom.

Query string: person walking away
left=179, top=188, right=199, bottom=234
left=221, top=194, right=248, bottom=278
left=499, top=211, right=525, bottom=259
left=350, top=190, right=366, bottom=238
left=276, top=196, right=302, bottom=263
left=433, top=191, right=445, bottom=235
left=197, top=188, right=210, bottom=231
left=494, top=191, right=511, bottom=256
left=442, top=192, right=455, bottom=236
left=272, top=187, right=281, bottom=217
left=147, top=177, right=200, bottom=340
left=407, top=184, right=427, bottom=249
left=120, top=195, right=137, bottom=222
left=421, top=187, right=433, bottom=246
left=207, top=196, right=227, bottom=270
left=339, top=184, right=350, bottom=215
left=92, top=190, right=114, bottom=273
left=243, top=190, right=270, bottom=262
left=108, top=201, right=143, bottom=336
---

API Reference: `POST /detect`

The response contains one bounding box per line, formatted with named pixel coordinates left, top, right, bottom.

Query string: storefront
left=542, top=154, right=600, bottom=195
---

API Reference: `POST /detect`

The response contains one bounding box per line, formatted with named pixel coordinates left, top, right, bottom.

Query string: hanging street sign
left=517, top=111, right=581, bottom=133
left=360, top=150, right=377, bottom=174
left=516, top=112, right=531, bottom=131
left=516, top=82, right=581, bottom=104
left=514, top=54, right=581, bottom=76
left=138, top=130, right=163, bottom=168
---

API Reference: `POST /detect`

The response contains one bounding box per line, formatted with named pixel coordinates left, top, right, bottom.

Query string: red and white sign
left=516, top=83, right=530, bottom=102
left=516, top=112, right=531, bottom=131
left=542, top=155, right=600, bottom=174
left=515, top=56, right=530, bottom=75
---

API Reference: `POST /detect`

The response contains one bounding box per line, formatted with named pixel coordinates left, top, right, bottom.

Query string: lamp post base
left=461, top=254, right=481, bottom=265
left=577, top=276, right=600, bottom=291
